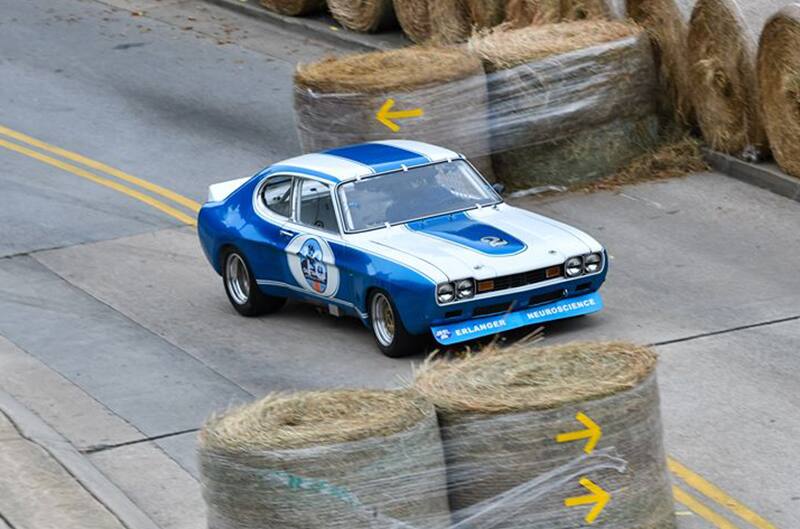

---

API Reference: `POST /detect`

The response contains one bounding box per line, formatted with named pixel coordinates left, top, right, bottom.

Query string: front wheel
left=369, top=291, right=423, bottom=358
left=222, top=249, right=286, bottom=317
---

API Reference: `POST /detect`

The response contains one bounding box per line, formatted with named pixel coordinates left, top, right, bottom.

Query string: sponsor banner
left=431, top=292, right=603, bottom=346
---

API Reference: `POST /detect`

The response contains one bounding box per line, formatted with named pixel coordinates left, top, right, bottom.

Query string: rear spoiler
left=207, top=177, right=249, bottom=203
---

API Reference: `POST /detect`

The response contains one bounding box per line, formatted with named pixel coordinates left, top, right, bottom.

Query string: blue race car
left=198, top=140, right=607, bottom=357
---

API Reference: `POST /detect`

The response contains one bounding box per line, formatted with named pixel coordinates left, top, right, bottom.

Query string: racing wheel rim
left=225, top=253, right=250, bottom=305
left=371, top=293, right=395, bottom=347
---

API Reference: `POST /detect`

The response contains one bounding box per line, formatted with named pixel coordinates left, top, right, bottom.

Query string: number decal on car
left=286, top=235, right=340, bottom=298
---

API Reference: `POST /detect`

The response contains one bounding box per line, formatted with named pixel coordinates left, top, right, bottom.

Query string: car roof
left=268, top=140, right=462, bottom=183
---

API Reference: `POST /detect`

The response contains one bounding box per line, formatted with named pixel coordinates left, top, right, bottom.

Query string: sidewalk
left=0, top=412, right=125, bottom=529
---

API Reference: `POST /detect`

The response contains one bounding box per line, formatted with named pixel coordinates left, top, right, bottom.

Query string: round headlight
left=565, top=257, right=584, bottom=277
left=584, top=253, right=602, bottom=273
left=437, top=282, right=455, bottom=303
left=456, top=279, right=475, bottom=299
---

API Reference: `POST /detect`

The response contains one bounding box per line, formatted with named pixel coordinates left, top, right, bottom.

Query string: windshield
left=337, top=160, right=500, bottom=232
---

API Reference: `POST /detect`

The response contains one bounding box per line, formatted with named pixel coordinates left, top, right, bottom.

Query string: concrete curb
left=0, top=390, right=162, bottom=529
left=704, top=148, right=800, bottom=202
left=203, top=0, right=407, bottom=51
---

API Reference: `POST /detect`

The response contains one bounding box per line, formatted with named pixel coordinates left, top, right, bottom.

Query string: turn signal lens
left=546, top=266, right=561, bottom=279
left=477, top=279, right=494, bottom=293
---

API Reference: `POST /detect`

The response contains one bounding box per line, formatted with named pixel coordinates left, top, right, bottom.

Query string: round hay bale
left=505, top=0, right=615, bottom=27
left=393, top=0, right=505, bottom=43
left=686, top=0, right=789, bottom=157
left=260, top=0, right=325, bottom=16
left=627, top=0, right=697, bottom=125
left=467, top=22, right=659, bottom=187
left=429, top=0, right=472, bottom=44
left=466, top=0, right=508, bottom=28
left=392, top=0, right=431, bottom=42
left=294, top=46, right=495, bottom=177
left=758, top=4, right=800, bottom=178
left=199, top=390, right=451, bottom=529
left=414, top=342, right=676, bottom=529
left=328, top=0, right=397, bottom=32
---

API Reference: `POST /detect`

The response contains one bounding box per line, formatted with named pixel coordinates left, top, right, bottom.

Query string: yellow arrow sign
left=556, top=412, right=602, bottom=454
left=565, top=477, right=610, bottom=524
left=376, top=99, right=424, bottom=132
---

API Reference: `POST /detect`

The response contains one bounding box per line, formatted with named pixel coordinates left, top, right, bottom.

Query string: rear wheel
left=222, top=249, right=285, bottom=316
left=369, top=291, right=423, bottom=358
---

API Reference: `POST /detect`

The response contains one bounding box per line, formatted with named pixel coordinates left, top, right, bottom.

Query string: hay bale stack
left=415, top=342, right=676, bottom=529
left=294, top=46, right=494, bottom=177
left=687, top=0, right=791, bottom=157
left=468, top=21, right=659, bottom=188
left=758, top=4, right=800, bottom=178
left=328, top=0, right=396, bottom=32
left=505, top=0, right=616, bottom=27
left=200, top=390, right=450, bottom=529
left=626, top=0, right=696, bottom=125
left=260, top=0, right=325, bottom=16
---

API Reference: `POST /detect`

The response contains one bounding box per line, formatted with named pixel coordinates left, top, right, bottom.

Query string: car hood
left=358, top=204, right=603, bottom=281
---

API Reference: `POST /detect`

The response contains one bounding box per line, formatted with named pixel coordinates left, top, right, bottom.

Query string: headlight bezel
left=437, top=282, right=456, bottom=304
left=584, top=252, right=603, bottom=274
left=564, top=256, right=584, bottom=277
left=455, top=279, right=475, bottom=300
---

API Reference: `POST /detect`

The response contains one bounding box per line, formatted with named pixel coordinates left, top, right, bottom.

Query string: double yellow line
left=0, top=124, right=200, bottom=226
left=669, top=457, right=779, bottom=529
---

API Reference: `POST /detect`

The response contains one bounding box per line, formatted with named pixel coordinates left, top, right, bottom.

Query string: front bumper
left=431, top=292, right=603, bottom=345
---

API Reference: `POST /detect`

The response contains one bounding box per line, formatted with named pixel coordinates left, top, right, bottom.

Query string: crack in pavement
left=0, top=511, right=17, bottom=529
left=651, top=314, right=800, bottom=347
left=81, top=428, right=200, bottom=455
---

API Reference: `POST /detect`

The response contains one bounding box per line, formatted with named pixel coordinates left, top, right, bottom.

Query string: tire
left=222, top=248, right=286, bottom=317
left=369, top=290, right=423, bottom=358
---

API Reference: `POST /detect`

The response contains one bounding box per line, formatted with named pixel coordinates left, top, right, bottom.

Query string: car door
left=249, top=173, right=298, bottom=287
left=281, top=177, right=349, bottom=310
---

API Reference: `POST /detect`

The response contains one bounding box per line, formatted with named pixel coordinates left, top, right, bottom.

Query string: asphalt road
left=1, top=1, right=798, bottom=529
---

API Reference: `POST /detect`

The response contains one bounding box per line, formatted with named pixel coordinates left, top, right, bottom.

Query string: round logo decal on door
left=286, top=235, right=340, bottom=298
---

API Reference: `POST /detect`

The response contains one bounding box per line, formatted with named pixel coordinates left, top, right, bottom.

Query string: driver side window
left=261, top=175, right=294, bottom=218
left=296, top=178, right=337, bottom=233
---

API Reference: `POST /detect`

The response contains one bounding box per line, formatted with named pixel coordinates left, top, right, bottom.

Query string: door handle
left=279, top=229, right=296, bottom=239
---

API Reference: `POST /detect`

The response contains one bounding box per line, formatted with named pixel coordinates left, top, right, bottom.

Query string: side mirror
left=492, top=182, right=506, bottom=195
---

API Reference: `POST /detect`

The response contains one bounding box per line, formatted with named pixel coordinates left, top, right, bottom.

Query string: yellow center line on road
left=669, top=457, right=780, bottom=529
left=0, top=124, right=201, bottom=213
left=673, top=485, right=742, bottom=529
left=0, top=137, right=196, bottom=226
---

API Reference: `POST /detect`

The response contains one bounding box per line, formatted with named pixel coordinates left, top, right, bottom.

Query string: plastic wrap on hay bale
left=758, top=4, right=800, bottom=178
left=415, top=342, right=676, bottom=529
left=328, top=0, right=397, bottom=32
left=260, top=0, right=325, bottom=16
left=468, top=22, right=659, bottom=188
left=505, top=0, right=619, bottom=27
left=294, top=46, right=495, bottom=178
left=687, top=0, right=791, bottom=157
left=199, top=390, right=451, bottom=529
left=626, top=0, right=696, bottom=125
